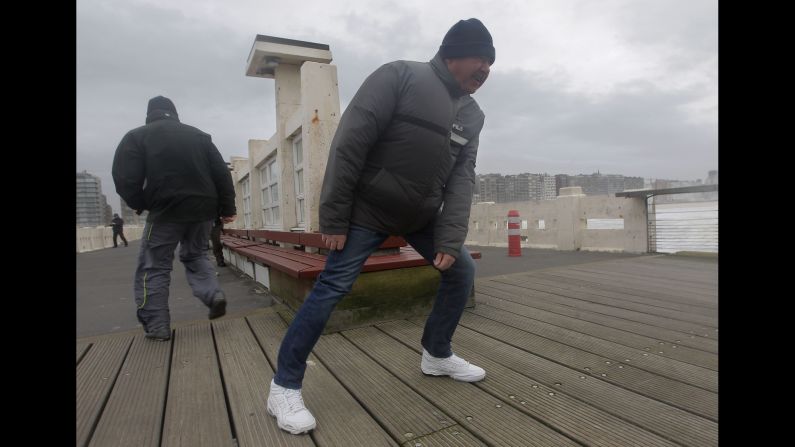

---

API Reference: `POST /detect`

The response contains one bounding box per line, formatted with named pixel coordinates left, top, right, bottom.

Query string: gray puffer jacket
left=319, top=53, right=485, bottom=259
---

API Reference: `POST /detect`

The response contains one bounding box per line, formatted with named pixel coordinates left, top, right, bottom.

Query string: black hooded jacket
left=112, top=96, right=236, bottom=223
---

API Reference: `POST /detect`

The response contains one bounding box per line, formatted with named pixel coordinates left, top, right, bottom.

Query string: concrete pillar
left=275, top=63, right=301, bottom=230
left=245, top=35, right=335, bottom=233
left=299, top=62, right=340, bottom=232
left=556, top=186, right=586, bottom=251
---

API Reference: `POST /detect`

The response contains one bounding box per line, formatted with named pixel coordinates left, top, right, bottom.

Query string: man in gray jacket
left=267, top=19, right=494, bottom=434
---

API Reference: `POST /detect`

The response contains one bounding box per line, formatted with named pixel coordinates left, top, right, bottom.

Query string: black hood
left=146, top=95, right=179, bottom=124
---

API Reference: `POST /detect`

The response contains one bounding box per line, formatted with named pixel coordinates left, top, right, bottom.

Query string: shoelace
left=280, top=389, right=307, bottom=415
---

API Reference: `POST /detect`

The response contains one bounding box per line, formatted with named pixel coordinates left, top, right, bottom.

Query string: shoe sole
left=145, top=335, right=171, bottom=341
left=266, top=401, right=316, bottom=434
left=421, top=367, right=485, bottom=382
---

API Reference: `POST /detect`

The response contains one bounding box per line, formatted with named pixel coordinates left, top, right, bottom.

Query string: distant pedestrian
left=109, top=213, right=128, bottom=248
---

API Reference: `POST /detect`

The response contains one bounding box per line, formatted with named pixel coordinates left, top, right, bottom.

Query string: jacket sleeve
left=207, top=138, right=237, bottom=217
left=112, top=131, right=147, bottom=211
left=433, top=115, right=484, bottom=259
left=318, top=63, right=401, bottom=234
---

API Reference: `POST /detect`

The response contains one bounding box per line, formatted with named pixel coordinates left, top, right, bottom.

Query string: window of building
left=241, top=175, right=251, bottom=228
left=293, top=135, right=305, bottom=226
left=259, top=157, right=280, bottom=227
left=538, top=219, right=545, bottom=230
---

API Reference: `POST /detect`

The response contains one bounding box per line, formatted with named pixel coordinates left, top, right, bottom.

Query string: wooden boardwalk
left=76, top=254, right=718, bottom=446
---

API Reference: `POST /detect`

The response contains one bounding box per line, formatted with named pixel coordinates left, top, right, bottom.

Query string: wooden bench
left=220, top=229, right=481, bottom=333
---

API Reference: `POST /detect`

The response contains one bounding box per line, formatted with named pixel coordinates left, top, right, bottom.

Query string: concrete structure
left=476, top=173, right=560, bottom=203
left=230, top=35, right=340, bottom=234
left=556, top=172, right=644, bottom=197
left=76, top=171, right=107, bottom=227
left=466, top=186, right=648, bottom=253
left=76, top=225, right=145, bottom=253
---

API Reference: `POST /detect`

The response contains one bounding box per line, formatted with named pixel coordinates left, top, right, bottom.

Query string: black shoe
left=217, top=260, right=227, bottom=267
left=145, top=327, right=171, bottom=341
left=209, top=292, right=227, bottom=320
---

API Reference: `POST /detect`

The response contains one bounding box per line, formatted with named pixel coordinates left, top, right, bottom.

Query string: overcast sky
left=77, top=0, right=718, bottom=212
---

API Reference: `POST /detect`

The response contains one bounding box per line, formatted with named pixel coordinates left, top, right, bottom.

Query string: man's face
left=445, top=56, right=492, bottom=94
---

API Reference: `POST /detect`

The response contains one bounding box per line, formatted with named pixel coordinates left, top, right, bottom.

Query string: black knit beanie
left=147, top=95, right=178, bottom=116
left=439, top=18, right=495, bottom=64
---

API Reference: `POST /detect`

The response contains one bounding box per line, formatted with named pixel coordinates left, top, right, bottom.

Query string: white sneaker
left=267, top=379, right=317, bottom=434
left=421, top=349, right=486, bottom=382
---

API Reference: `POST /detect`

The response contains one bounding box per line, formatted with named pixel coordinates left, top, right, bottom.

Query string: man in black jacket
left=267, top=19, right=494, bottom=435
left=109, top=213, right=128, bottom=247
left=112, top=96, right=237, bottom=341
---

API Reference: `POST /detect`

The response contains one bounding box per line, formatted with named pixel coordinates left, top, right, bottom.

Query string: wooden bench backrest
left=245, top=229, right=407, bottom=249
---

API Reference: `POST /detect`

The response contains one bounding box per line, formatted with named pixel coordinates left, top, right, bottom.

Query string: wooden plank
left=89, top=335, right=171, bottom=447
left=541, top=268, right=717, bottom=302
left=568, top=261, right=718, bottom=288
left=245, top=245, right=327, bottom=266
left=222, top=238, right=262, bottom=249
left=490, top=276, right=717, bottom=328
left=398, top=319, right=718, bottom=447
left=249, top=229, right=302, bottom=244
left=569, top=262, right=718, bottom=288
left=77, top=342, right=91, bottom=365
left=468, top=304, right=717, bottom=390
left=311, top=331, right=459, bottom=443
left=212, top=318, right=315, bottom=447
left=529, top=267, right=719, bottom=304
left=247, top=312, right=399, bottom=447
left=76, top=335, right=134, bottom=447
left=504, top=273, right=718, bottom=316
left=223, top=229, right=249, bottom=238
left=161, top=323, right=234, bottom=447
left=380, top=320, right=687, bottom=447
left=458, top=312, right=718, bottom=421
left=399, top=426, right=487, bottom=447
left=342, top=326, right=580, bottom=447
left=477, top=280, right=717, bottom=335
left=474, top=294, right=717, bottom=370
left=235, top=247, right=314, bottom=278
left=474, top=287, right=718, bottom=354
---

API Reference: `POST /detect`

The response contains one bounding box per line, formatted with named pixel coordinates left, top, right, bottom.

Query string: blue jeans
left=274, top=223, right=476, bottom=389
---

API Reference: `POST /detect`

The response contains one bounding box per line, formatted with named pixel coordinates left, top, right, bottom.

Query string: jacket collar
left=430, top=52, right=468, bottom=98
left=145, top=110, right=180, bottom=124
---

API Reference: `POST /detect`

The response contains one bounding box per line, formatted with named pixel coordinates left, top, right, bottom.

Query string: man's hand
left=221, top=215, right=236, bottom=224
left=433, top=253, right=456, bottom=271
left=321, top=234, right=347, bottom=251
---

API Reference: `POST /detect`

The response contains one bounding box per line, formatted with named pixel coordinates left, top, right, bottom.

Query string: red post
left=508, top=210, right=521, bottom=257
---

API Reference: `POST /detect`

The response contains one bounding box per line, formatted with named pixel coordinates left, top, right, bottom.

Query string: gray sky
left=77, top=0, right=718, bottom=212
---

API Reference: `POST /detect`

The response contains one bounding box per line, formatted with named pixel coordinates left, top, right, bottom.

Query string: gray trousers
left=134, top=220, right=220, bottom=332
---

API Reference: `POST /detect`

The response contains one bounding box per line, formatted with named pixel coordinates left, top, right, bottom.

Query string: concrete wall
left=76, top=225, right=146, bottom=253
left=465, top=187, right=648, bottom=253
